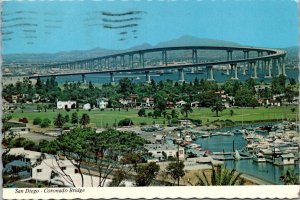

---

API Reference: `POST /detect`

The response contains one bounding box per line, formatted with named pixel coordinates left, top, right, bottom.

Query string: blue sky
left=2, top=0, right=298, bottom=54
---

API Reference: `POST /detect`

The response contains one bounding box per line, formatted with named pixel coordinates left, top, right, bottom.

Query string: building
left=2, top=99, right=10, bottom=111
left=274, top=153, right=295, bottom=165
left=57, top=100, right=76, bottom=109
left=83, top=103, right=91, bottom=110
left=97, top=98, right=108, bottom=109
left=176, top=100, right=186, bottom=107
left=145, top=144, right=185, bottom=161
left=141, top=97, right=154, bottom=108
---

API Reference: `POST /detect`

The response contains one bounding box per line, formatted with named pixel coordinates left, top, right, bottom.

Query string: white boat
left=220, top=131, right=234, bottom=136
left=234, top=150, right=241, bottom=160
left=253, top=153, right=266, bottom=162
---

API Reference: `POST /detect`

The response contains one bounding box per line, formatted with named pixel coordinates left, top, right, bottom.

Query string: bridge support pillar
left=225, top=65, right=230, bottom=75
left=243, top=50, right=249, bottom=75
left=227, top=50, right=233, bottom=61
left=110, top=72, right=115, bottom=84
left=281, top=56, right=286, bottom=76
left=130, top=54, right=134, bottom=68
left=207, top=65, right=214, bottom=81
left=178, top=69, right=185, bottom=82
left=139, top=53, right=145, bottom=68
left=145, top=71, right=151, bottom=83
left=251, top=61, right=258, bottom=79
left=81, top=74, right=86, bottom=83
left=264, top=59, right=272, bottom=78
left=121, top=55, right=125, bottom=68
left=230, top=64, right=238, bottom=80
left=162, top=51, right=168, bottom=66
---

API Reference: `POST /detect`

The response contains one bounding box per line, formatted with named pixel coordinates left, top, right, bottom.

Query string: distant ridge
left=2, top=35, right=296, bottom=64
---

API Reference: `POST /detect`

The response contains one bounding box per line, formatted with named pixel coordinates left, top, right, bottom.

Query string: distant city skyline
left=2, top=0, right=298, bottom=54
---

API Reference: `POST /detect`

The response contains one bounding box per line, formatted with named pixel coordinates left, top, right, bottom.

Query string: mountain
left=155, top=35, right=241, bottom=48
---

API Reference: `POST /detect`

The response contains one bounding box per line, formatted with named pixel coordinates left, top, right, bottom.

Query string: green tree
left=135, top=162, right=160, bottom=186
left=166, top=161, right=185, bottom=186
left=54, top=113, right=65, bottom=128
left=230, top=109, right=234, bottom=116
left=40, top=118, right=51, bottom=128
left=211, top=100, right=224, bottom=117
left=33, top=117, right=42, bottom=125
left=171, top=109, right=178, bottom=119
left=71, top=112, right=79, bottom=124
left=190, top=164, right=245, bottom=186
left=138, top=108, right=146, bottom=117
left=64, top=114, right=70, bottom=123
left=80, top=113, right=90, bottom=127
left=180, top=103, right=193, bottom=118
left=280, top=168, right=299, bottom=185
left=153, top=108, right=161, bottom=118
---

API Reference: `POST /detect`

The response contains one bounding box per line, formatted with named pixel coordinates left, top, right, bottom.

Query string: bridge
left=28, top=46, right=287, bottom=83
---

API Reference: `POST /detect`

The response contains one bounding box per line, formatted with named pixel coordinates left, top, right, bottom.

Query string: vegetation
left=190, top=164, right=245, bottom=186
left=134, top=162, right=160, bottom=186
left=280, top=168, right=299, bottom=185
left=166, top=161, right=185, bottom=186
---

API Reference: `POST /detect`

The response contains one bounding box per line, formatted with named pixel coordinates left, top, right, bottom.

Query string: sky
left=1, top=0, right=298, bottom=54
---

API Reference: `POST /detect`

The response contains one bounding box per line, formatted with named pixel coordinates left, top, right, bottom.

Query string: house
left=9, top=126, right=30, bottom=135
left=32, top=93, right=40, bottom=103
left=141, top=97, right=154, bottom=108
left=274, top=153, right=295, bottom=165
left=166, top=101, right=174, bottom=109
left=83, top=103, right=91, bottom=110
left=144, top=144, right=185, bottom=161
left=96, top=98, right=108, bottom=109
left=178, top=120, right=192, bottom=127
left=191, top=101, right=199, bottom=108
left=57, top=100, right=76, bottom=109
left=2, top=99, right=10, bottom=111
left=32, top=156, right=134, bottom=187
left=176, top=100, right=186, bottom=107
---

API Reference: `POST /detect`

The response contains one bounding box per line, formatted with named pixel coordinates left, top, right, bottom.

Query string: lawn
left=9, top=105, right=298, bottom=128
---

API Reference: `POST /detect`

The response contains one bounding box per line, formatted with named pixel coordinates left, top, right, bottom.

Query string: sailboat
left=234, top=150, right=241, bottom=160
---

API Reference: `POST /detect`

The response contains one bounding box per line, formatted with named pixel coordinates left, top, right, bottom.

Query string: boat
left=259, top=125, right=273, bottom=132
left=234, top=150, right=241, bottom=160
left=253, top=153, right=266, bottom=162
left=201, top=132, right=211, bottom=138
left=220, top=131, right=234, bottom=136
left=184, top=135, right=193, bottom=144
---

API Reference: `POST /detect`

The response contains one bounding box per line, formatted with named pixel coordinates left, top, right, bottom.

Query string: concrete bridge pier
left=145, top=71, right=151, bottom=83
left=162, top=50, right=168, bottom=66
left=113, top=57, right=117, bottom=68
left=230, top=64, right=238, bottom=80
left=250, top=61, right=258, bottom=79
left=207, top=65, right=214, bottom=81
left=130, top=54, right=134, bottom=68
left=227, top=50, right=233, bottom=61
left=281, top=56, right=286, bottom=76
left=225, top=65, right=230, bottom=75
left=264, top=59, right=272, bottom=78
left=178, top=69, right=185, bottom=82
left=121, top=55, right=125, bottom=67
left=81, top=74, right=86, bottom=83
left=110, top=72, right=115, bottom=84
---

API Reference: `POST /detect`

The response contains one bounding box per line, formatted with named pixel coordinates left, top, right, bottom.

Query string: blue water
left=44, top=68, right=299, bottom=83
left=195, top=123, right=299, bottom=185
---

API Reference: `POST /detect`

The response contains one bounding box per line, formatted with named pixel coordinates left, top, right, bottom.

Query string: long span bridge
left=28, top=46, right=286, bottom=83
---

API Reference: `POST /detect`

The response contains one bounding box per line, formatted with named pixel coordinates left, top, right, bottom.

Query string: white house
left=57, top=100, right=76, bottom=109
left=9, top=127, right=30, bottom=135
left=83, top=103, right=91, bottom=110
left=2, top=99, right=10, bottom=111
left=141, top=97, right=154, bottom=108
left=97, top=98, right=108, bottom=109
left=176, top=100, right=186, bottom=107
left=145, top=144, right=185, bottom=161
left=32, top=156, right=134, bottom=187
left=191, top=101, right=199, bottom=108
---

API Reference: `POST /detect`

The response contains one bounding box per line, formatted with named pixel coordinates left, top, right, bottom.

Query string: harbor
left=145, top=120, right=299, bottom=185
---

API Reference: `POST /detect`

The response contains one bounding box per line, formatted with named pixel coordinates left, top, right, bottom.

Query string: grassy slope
left=10, top=106, right=298, bottom=128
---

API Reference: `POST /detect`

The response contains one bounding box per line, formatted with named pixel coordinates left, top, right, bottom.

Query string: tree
left=71, top=112, right=79, bottom=124
left=171, top=109, right=178, bottom=119
left=166, top=161, right=185, bottom=186
left=190, top=164, right=245, bottom=186
left=135, top=162, right=160, bottom=186
left=153, top=108, right=161, bottom=118
left=180, top=103, right=193, bottom=118
left=41, top=118, right=51, bottom=128
left=138, top=108, right=146, bottom=117
left=37, top=104, right=42, bottom=112
left=230, top=109, right=234, bottom=116
left=33, top=117, right=42, bottom=125
left=64, top=114, right=70, bottom=123
left=211, top=100, right=224, bottom=117
left=48, top=128, right=145, bottom=187
left=80, top=114, right=90, bottom=127
left=54, top=113, right=65, bottom=128
left=118, top=118, right=133, bottom=126
left=280, top=168, right=299, bottom=185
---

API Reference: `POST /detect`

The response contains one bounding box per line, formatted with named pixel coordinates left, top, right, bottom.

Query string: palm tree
left=190, top=164, right=245, bottom=186
left=280, top=168, right=299, bottom=185
left=211, top=100, right=224, bottom=117
left=180, top=103, right=193, bottom=119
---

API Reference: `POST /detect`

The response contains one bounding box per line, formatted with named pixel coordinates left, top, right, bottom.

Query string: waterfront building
left=144, top=144, right=185, bottom=161
left=83, top=103, right=91, bottom=110
left=274, top=153, right=295, bottom=165
left=96, top=98, right=108, bottom=109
